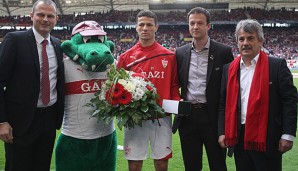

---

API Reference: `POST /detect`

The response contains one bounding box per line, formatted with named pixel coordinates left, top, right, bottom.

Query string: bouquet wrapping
left=88, top=64, right=165, bottom=130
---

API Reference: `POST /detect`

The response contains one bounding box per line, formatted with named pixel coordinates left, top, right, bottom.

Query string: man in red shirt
left=117, top=10, right=180, bottom=171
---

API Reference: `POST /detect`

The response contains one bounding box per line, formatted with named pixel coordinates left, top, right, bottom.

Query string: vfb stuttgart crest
left=161, top=58, right=168, bottom=68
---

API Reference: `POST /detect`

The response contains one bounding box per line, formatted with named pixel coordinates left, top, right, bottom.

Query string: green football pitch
left=0, top=78, right=298, bottom=171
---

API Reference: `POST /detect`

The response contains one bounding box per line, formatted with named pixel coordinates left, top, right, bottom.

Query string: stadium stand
left=0, top=8, right=297, bottom=60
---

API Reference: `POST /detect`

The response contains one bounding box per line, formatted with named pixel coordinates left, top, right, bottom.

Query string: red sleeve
left=170, top=55, right=181, bottom=100
left=116, top=53, right=127, bottom=70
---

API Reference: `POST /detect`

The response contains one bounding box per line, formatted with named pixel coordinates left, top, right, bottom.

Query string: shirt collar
left=32, top=27, right=50, bottom=44
left=240, top=53, right=260, bottom=68
left=191, top=37, right=210, bottom=52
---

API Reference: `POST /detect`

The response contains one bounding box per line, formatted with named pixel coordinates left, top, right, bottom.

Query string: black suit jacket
left=218, top=57, right=297, bottom=152
left=172, top=39, right=234, bottom=133
left=0, top=29, right=65, bottom=137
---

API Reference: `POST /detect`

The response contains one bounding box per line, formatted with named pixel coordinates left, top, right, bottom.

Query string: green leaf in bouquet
left=131, top=112, right=143, bottom=126
left=98, top=110, right=106, bottom=117
left=98, top=103, right=107, bottom=110
left=155, top=93, right=161, bottom=99
left=91, top=109, right=100, bottom=117
left=103, top=116, right=114, bottom=125
left=141, top=95, right=148, bottom=101
left=116, top=115, right=129, bottom=131
left=89, top=97, right=99, bottom=105
left=142, top=112, right=152, bottom=119
left=125, top=117, right=137, bottom=130
left=141, top=101, right=148, bottom=106
left=145, top=90, right=152, bottom=95
left=94, top=90, right=101, bottom=96
left=111, top=107, right=120, bottom=116
left=149, top=99, right=158, bottom=105
left=119, top=105, right=126, bottom=110
left=129, top=101, right=136, bottom=108
left=119, top=110, right=127, bottom=116
left=141, top=105, right=149, bottom=113
left=134, top=101, right=141, bottom=107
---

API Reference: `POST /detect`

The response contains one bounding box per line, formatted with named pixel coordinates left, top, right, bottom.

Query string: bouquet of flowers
left=88, top=64, right=165, bottom=130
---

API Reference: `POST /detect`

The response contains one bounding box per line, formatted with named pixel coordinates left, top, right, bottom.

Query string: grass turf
left=0, top=78, right=298, bottom=171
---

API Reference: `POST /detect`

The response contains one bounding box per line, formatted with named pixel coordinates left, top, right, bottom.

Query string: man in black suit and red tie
left=218, top=19, right=297, bottom=171
left=172, top=7, right=234, bottom=171
left=0, top=0, right=64, bottom=170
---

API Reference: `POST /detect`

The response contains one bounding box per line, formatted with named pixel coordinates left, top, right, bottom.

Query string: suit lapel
left=27, top=29, right=40, bottom=76
left=50, top=36, right=61, bottom=62
left=184, top=44, right=192, bottom=85
left=206, top=40, right=215, bottom=86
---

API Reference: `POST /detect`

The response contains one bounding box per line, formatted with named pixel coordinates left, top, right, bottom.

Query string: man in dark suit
left=172, top=7, right=234, bottom=171
left=0, top=0, right=64, bottom=170
left=218, top=19, right=297, bottom=171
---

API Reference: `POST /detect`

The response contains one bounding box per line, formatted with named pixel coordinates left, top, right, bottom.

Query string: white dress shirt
left=32, top=28, right=58, bottom=107
left=239, top=54, right=294, bottom=141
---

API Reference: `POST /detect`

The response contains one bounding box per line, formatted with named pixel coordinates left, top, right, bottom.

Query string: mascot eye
left=98, top=36, right=104, bottom=43
left=83, top=36, right=91, bottom=43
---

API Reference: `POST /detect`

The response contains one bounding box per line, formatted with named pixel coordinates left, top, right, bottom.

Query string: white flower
left=99, top=92, right=106, bottom=100
left=124, top=81, right=136, bottom=92
left=133, top=88, right=145, bottom=100
left=118, top=79, right=127, bottom=86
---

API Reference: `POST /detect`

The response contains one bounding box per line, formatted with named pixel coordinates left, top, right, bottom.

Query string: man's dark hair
left=187, top=7, right=210, bottom=24
left=136, top=10, right=158, bottom=25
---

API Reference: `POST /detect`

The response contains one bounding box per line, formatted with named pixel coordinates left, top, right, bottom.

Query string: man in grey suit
left=0, top=0, right=64, bottom=170
left=172, top=7, right=234, bottom=171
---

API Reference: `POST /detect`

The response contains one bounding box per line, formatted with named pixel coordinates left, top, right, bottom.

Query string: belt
left=36, top=104, right=56, bottom=113
left=192, top=103, right=207, bottom=109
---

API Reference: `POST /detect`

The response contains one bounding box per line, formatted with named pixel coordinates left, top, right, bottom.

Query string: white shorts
left=123, top=116, right=172, bottom=160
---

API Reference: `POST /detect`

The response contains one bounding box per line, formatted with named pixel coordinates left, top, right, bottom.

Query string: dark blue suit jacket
left=0, top=29, right=65, bottom=137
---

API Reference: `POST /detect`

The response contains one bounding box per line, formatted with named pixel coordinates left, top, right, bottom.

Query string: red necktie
left=41, top=39, right=50, bottom=105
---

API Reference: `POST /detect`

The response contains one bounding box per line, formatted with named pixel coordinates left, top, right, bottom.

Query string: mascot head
left=61, top=20, right=115, bottom=72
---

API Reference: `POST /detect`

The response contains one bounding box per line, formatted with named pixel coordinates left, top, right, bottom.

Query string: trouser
left=5, top=106, right=57, bottom=171
left=234, top=125, right=282, bottom=171
left=178, top=107, right=227, bottom=171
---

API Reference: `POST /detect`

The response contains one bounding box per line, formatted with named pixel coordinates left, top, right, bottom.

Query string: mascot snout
left=61, top=20, right=115, bottom=72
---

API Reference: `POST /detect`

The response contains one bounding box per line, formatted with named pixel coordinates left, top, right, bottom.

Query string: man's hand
left=218, top=135, right=228, bottom=148
left=0, top=122, right=13, bottom=144
left=279, top=139, right=293, bottom=153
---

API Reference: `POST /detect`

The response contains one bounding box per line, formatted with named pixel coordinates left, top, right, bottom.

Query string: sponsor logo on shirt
left=65, top=79, right=105, bottom=95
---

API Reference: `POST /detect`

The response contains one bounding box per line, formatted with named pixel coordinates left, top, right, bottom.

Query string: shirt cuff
left=281, top=134, right=295, bottom=141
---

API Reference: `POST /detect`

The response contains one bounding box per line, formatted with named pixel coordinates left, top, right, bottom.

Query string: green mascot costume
left=55, top=20, right=117, bottom=171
